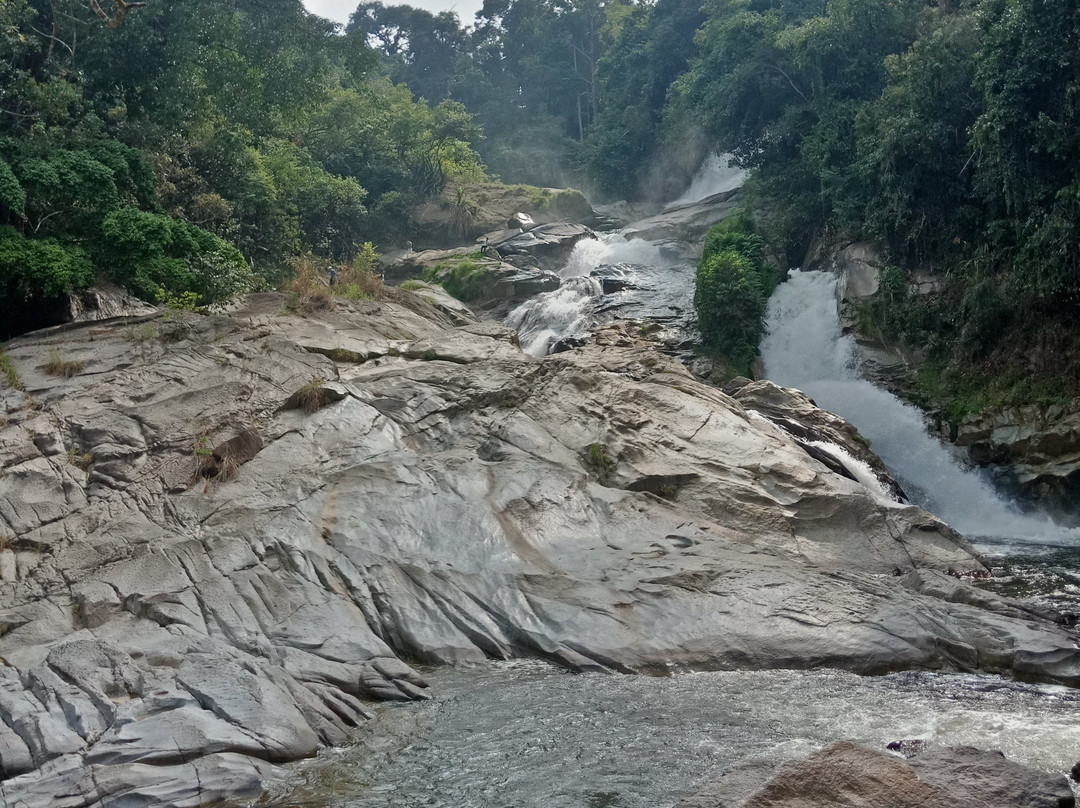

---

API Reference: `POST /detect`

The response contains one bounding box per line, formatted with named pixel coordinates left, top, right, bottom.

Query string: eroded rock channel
left=0, top=288, right=1078, bottom=805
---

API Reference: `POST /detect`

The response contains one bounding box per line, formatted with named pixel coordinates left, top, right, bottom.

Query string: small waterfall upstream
left=506, top=235, right=691, bottom=357
left=761, top=270, right=1079, bottom=551
left=505, top=153, right=745, bottom=357
left=670, top=153, right=747, bottom=205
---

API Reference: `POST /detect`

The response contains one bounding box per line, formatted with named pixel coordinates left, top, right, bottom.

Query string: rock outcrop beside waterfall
left=2, top=294, right=1080, bottom=805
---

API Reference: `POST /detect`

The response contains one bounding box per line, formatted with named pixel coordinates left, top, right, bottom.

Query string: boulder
left=955, top=401, right=1080, bottom=525
left=494, top=222, right=598, bottom=270
left=507, top=211, right=536, bottom=230
left=676, top=741, right=1075, bottom=808
left=67, top=283, right=159, bottom=323
left=621, top=189, right=742, bottom=249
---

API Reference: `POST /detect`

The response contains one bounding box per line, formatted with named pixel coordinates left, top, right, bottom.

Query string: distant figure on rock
left=329, top=267, right=336, bottom=287
left=481, top=236, right=489, bottom=250
left=405, top=240, right=413, bottom=255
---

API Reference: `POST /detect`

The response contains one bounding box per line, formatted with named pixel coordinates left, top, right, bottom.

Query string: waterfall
left=505, top=276, right=603, bottom=356
left=670, top=153, right=747, bottom=206
left=760, top=270, right=1077, bottom=548
left=506, top=234, right=687, bottom=357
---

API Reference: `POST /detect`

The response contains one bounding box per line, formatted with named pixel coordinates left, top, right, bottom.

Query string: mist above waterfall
left=761, top=270, right=1077, bottom=548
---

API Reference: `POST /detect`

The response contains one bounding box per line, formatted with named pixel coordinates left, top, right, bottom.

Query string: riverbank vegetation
left=0, top=0, right=485, bottom=333
left=4, top=0, right=1080, bottom=412
left=694, top=214, right=778, bottom=377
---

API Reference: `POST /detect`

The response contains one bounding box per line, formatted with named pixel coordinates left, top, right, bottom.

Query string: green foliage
left=582, top=0, right=706, bottom=198
left=586, top=442, right=617, bottom=483
left=0, top=353, right=24, bottom=391
left=422, top=259, right=491, bottom=302
left=99, top=208, right=254, bottom=304
left=0, top=0, right=489, bottom=335
left=0, top=159, right=26, bottom=216
left=401, top=279, right=427, bottom=291
left=0, top=226, right=94, bottom=299
left=693, top=215, right=777, bottom=375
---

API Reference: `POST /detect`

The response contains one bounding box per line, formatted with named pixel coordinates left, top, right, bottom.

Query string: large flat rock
left=0, top=294, right=1078, bottom=805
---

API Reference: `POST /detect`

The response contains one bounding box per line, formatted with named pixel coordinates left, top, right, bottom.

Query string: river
left=273, top=662, right=1079, bottom=807
left=270, top=165, right=1079, bottom=808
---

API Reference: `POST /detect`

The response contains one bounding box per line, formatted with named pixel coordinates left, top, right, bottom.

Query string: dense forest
left=2, top=0, right=1079, bottom=405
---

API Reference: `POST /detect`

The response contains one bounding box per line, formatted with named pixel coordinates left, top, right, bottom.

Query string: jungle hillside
left=2, top=0, right=1079, bottom=410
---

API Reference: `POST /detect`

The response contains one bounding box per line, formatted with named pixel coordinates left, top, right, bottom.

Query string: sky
left=302, top=0, right=487, bottom=27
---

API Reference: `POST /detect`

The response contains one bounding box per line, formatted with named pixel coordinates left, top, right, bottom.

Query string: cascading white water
left=505, top=276, right=603, bottom=356
left=761, top=270, right=1077, bottom=548
left=506, top=234, right=683, bottom=357
left=670, top=153, right=747, bottom=206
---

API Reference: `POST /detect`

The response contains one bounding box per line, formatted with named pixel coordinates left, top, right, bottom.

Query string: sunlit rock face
left=0, top=292, right=1077, bottom=805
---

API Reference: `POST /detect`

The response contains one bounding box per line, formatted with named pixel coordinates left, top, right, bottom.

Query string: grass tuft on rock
left=292, top=378, right=332, bottom=414
left=0, top=353, right=24, bottom=390
left=43, top=348, right=83, bottom=378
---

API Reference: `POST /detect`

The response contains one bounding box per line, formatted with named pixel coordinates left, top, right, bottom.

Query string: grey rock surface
left=621, top=189, right=741, bottom=252
left=0, top=293, right=1078, bottom=805
left=675, top=741, right=1074, bottom=808
left=956, top=401, right=1080, bottom=526
left=494, top=222, right=598, bottom=269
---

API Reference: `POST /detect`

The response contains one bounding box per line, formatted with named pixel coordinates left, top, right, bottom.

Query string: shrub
left=99, top=208, right=254, bottom=305
left=694, top=250, right=765, bottom=370
left=422, top=260, right=490, bottom=302
left=693, top=214, right=778, bottom=376
left=0, top=227, right=94, bottom=300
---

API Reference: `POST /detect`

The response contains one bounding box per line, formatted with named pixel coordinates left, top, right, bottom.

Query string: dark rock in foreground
left=677, top=741, right=1075, bottom=808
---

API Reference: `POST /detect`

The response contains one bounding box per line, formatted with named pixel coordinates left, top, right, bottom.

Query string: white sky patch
left=303, top=0, right=487, bottom=27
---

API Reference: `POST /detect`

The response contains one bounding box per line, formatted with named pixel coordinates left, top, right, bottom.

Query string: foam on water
left=277, top=662, right=1080, bottom=808
left=506, top=234, right=680, bottom=357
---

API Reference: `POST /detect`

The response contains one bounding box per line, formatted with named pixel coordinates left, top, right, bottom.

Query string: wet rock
left=955, top=402, right=1080, bottom=526
left=728, top=378, right=908, bottom=503
left=590, top=264, right=640, bottom=294
left=494, top=222, right=598, bottom=270
left=677, top=741, right=1075, bottom=808
left=621, top=189, right=741, bottom=248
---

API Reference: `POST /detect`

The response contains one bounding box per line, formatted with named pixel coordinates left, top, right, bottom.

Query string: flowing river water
left=273, top=168, right=1080, bottom=807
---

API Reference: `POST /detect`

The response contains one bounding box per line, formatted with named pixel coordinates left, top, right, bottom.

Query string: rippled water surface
left=270, top=662, right=1080, bottom=807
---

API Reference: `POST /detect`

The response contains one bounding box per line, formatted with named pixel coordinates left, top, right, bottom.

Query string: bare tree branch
left=28, top=25, right=75, bottom=57
left=89, top=0, right=147, bottom=28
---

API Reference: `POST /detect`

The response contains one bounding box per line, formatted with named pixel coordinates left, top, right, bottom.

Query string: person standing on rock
left=329, top=267, right=337, bottom=287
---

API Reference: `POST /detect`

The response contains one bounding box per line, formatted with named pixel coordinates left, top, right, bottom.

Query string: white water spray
left=670, top=153, right=747, bottom=206
left=761, top=270, right=1077, bottom=548
left=506, top=234, right=684, bottom=357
